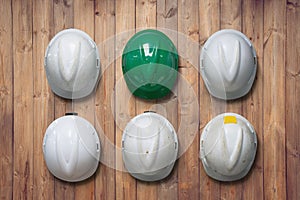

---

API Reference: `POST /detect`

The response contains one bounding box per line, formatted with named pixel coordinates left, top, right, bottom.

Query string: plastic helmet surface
left=122, top=112, right=178, bottom=181
left=43, top=114, right=101, bottom=182
left=200, top=29, right=257, bottom=100
left=122, top=29, right=178, bottom=99
left=45, top=29, right=100, bottom=99
left=200, top=113, right=257, bottom=181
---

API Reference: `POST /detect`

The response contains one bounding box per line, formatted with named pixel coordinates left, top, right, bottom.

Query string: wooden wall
left=0, top=0, right=299, bottom=199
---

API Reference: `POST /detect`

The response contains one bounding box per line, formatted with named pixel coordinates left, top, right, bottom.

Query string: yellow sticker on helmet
left=224, top=116, right=237, bottom=124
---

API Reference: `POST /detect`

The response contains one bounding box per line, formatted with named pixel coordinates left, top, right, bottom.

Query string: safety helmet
left=45, top=29, right=100, bottom=99
left=200, top=29, right=257, bottom=100
left=122, top=29, right=178, bottom=99
left=200, top=113, right=257, bottom=181
left=122, top=112, right=178, bottom=181
left=43, top=113, right=101, bottom=182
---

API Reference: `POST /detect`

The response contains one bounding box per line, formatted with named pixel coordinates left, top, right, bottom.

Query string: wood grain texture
left=241, top=0, right=264, bottom=199
left=0, top=0, right=13, bottom=199
left=115, top=0, right=136, bottom=200
left=177, top=0, right=200, bottom=199
left=32, top=0, right=55, bottom=199
left=12, top=0, right=34, bottom=199
left=95, top=0, right=116, bottom=199
left=0, top=0, right=299, bottom=199
left=263, top=0, right=287, bottom=199
left=286, top=0, right=300, bottom=200
left=199, top=0, right=221, bottom=199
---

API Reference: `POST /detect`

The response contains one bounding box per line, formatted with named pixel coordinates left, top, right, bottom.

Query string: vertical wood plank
left=135, top=1, right=157, bottom=200
left=286, top=0, right=300, bottom=199
left=157, top=1, right=178, bottom=200
left=12, top=0, right=34, bottom=199
left=73, top=0, right=96, bottom=199
left=95, top=0, right=116, bottom=199
left=220, top=0, right=241, bottom=29
left=0, top=0, right=13, bottom=199
left=32, top=0, right=55, bottom=199
left=199, top=0, right=220, bottom=199
left=136, top=0, right=157, bottom=29
left=53, top=0, right=75, bottom=198
left=241, top=0, right=264, bottom=199
left=115, top=0, right=136, bottom=199
left=177, top=0, right=199, bottom=199
left=263, top=0, right=287, bottom=199
left=157, top=0, right=178, bottom=33
left=219, top=0, right=243, bottom=199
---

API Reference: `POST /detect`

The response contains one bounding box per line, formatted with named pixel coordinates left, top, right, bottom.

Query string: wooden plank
left=53, top=0, right=75, bottom=198
left=94, top=0, right=116, bottom=199
left=219, top=1, right=243, bottom=199
left=199, top=0, right=220, bottom=199
left=115, top=0, right=136, bottom=199
left=286, top=0, right=300, bottom=199
left=73, top=0, right=96, bottom=199
left=12, top=0, right=34, bottom=199
left=135, top=1, right=157, bottom=200
left=177, top=0, right=199, bottom=199
left=0, top=0, right=13, bottom=199
left=157, top=1, right=178, bottom=200
left=157, top=0, right=178, bottom=32
left=220, top=0, right=241, bottom=29
left=32, top=0, right=55, bottom=199
left=263, top=0, right=286, bottom=199
left=241, top=0, right=264, bottom=199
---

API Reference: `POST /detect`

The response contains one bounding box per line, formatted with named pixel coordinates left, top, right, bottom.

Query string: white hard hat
left=200, top=29, right=257, bottom=100
left=45, top=29, right=100, bottom=99
left=200, top=113, right=257, bottom=181
left=43, top=113, right=101, bottom=182
left=122, top=112, right=178, bottom=182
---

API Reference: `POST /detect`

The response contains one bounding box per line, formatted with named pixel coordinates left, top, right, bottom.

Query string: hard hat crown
left=43, top=115, right=100, bottom=182
left=122, top=112, right=178, bottom=181
left=45, top=29, right=100, bottom=99
left=200, top=29, right=257, bottom=100
left=200, top=113, right=257, bottom=181
left=122, top=29, right=178, bottom=99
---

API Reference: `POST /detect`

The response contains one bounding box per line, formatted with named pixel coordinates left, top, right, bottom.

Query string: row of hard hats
left=44, top=28, right=257, bottom=100
left=43, top=112, right=178, bottom=182
left=42, top=28, right=258, bottom=182
left=43, top=112, right=257, bottom=182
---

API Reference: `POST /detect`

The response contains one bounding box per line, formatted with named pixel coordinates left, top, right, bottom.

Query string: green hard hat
left=122, top=29, right=178, bottom=99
